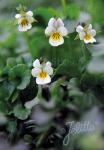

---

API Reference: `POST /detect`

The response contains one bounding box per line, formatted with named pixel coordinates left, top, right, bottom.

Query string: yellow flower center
left=84, top=33, right=92, bottom=41
left=51, top=32, right=61, bottom=41
left=39, top=71, right=48, bottom=79
left=21, top=19, right=29, bottom=27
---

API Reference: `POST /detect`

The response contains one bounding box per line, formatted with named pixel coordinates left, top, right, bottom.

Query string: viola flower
left=45, top=18, right=68, bottom=46
left=31, top=59, right=53, bottom=85
left=76, top=24, right=96, bottom=44
left=15, top=10, right=34, bottom=32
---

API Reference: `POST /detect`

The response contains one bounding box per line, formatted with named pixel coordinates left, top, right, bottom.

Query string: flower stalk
left=61, top=0, right=66, bottom=15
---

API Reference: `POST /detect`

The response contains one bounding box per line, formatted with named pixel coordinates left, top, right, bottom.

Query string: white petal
left=57, top=18, right=64, bottom=27
left=91, top=38, right=96, bottom=43
left=84, top=37, right=96, bottom=44
left=33, top=59, right=41, bottom=68
left=90, top=29, right=96, bottom=37
left=48, top=18, right=56, bottom=26
left=27, top=16, right=34, bottom=23
left=26, top=23, right=32, bottom=30
left=58, top=26, right=68, bottom=36
left=49, top=36, right=64, bottom=46
left=15, top=14, right=21, bottom=19
left=45, top=26, right=55, bottom=36
left=46, top=61, right=52, bottom=67
left=31, top=68, right=41, bottom=77
left=26, top=11, right=33, bottom=16
left=43, top=66, right=53, bottom=75
left=84, top=39, right=89, bottom=44
left=36, top=75, right=51, bottom=85
left=17, top=17, right=23, bottom=24
left=88, top=24, right=92, bottom=30
left=76, top=25, right=83, bottom=33
left=18, top=25, right=27, bottom=32
left=79, top=32, right=85, bottom=40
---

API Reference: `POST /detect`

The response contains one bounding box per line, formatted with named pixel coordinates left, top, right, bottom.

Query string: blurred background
left=0, top=0, right=104, bottom=150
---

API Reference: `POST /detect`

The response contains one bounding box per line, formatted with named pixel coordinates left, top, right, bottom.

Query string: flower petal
left=17, top=17, right=23, bottom=24
left=31, top=68, right=41, bottom=77
left=45, top=26, right=55, bottom=36
left=57, top=18, right=64, bottom=27
left=46, top=61, right=52, bottom=67
left=36, top=75, right=51, bottom=85
left=26, top=11, right=33, bottom=16
left=90, top=29, right=96, bottom=37
left=27, top=16, right=34, bottom=23
left=18, top=23, right=32, bottom=32
left=48, top=18, right=56, bottom=26
left=26, top=23, right=32, bottom=30
left=79, top=32, right=85, bottom=40
left=84, top=37, right=96, bottom=44
left=58, top=26, right=68, bottom=36
left=49, top=35, right=64, bottom=46
left=33, top=59, right=41, bottom=68
left=18, top=25, right=28, bottom=32
left=76, top=25, right=83, bottom=33
left=15, top=14, right=21, bottom=19
left=88, top=24, right=92, bottom=30
left=43, top=65, right=53, bottom=75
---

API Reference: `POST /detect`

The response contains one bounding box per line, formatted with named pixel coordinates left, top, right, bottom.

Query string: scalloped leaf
left=9, top=64, right=31, bottom=90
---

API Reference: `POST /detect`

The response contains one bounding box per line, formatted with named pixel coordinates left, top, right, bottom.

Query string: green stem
left=68, top=36, right=72, bottom=61
left=61, top=0, right=66, bottom=9
left=51, top=47, right=57, bottom=67
left=81, top=41, right=86, bottom=60
left=23, top=32, right=31, bottom=56
left=55, top=47, right=58, bottom=67
left=37, top=85, right=42, bottom=100
left=61, top=0, right=66, bottom=15
left=51, top=47, right=53, bottom=64
left=54, top=47, right=58, bottom=67
left=24, top=31, right=29, bottom=41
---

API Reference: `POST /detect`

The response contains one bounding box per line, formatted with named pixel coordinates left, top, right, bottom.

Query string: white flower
left=45, top=18, right=68, bottom=46
left=15, top=10, right=34, bottom=32
left=76, top=24, right=96, bottom=44
left=31, top=59, right=53, bottom=85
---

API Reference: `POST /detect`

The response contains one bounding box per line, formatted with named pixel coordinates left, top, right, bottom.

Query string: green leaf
left=54, top=59, right=81, bottom=78
left=68, top=78, right=83, bottom=97
left=80, top=72, right=104, bottom=90
left=0, top=101, right=8, bottom=114
left=33, top=7, right=59, bottom=24
left=29, top=28, right=49, bottom=59
left=7, top=121, right=17, bottom=133
left=7, top=57, right=17, bottom=69
left=11, top=90, right=19, bottom=103
left=13, top=104, right=31, bottom=120
left=74, top=34, right=79, bottom=40
left=9, top=64, right=31, bottom=90
left=0, top=81, right=15, bottom=101
left=50, top=78, right=64, bottom=104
